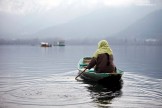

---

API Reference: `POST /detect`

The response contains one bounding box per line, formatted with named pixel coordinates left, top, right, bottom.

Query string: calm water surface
left=0, top=45, right=162, bottom=108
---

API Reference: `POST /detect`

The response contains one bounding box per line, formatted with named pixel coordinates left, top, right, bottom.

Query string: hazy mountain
left=0, top=6, right=160, bottom=40
left=33, top=6, right=157, bottom=40
left=114, top=9, right=162, bottom=40
left=0, top=10, right=84, bottom=39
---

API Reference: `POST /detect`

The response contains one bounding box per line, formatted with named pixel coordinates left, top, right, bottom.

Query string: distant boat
left=58, top=41, right=65, bottom=46
left=77, top=57, right=124, bottom=82
left=53, top=41, right=65, bottom=46
left=41, top=42, right=52, bottom=47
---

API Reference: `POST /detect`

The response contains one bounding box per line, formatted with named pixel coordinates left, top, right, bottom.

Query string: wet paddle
left=75, top=68, right=87, bottom=80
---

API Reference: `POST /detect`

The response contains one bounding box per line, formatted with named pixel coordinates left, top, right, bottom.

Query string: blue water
left=0, top=45, right=162, bottom=108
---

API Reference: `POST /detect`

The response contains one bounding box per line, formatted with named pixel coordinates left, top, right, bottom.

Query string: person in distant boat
left=86, top=40, right=116, bottom=73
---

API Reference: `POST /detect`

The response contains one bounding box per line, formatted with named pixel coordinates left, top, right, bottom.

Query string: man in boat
left=86, top=40, right=116, bottom=73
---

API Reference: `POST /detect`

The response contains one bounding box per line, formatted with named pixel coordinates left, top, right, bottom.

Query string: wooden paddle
left=75, top=68, right=87, bottom=80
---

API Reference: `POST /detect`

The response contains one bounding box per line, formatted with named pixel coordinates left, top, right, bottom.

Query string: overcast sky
left=0, top=0, right=161, bottom=15
left=0, top=0, right=162, bottom=40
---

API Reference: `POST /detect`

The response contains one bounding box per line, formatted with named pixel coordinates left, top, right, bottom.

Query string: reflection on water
left=83, top=79, right=123, bottom=107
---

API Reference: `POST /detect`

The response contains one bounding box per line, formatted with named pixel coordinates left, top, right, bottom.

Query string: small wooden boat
left=77, top=57, right=124, bottom=82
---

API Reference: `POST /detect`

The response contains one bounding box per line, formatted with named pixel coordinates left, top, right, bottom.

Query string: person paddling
left=75, top=40, right=116, bottom=80
left=86, top=40, right=116, bottom=73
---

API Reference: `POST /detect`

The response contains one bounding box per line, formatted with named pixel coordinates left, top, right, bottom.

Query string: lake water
left=0, top=45, right=162, bottom=108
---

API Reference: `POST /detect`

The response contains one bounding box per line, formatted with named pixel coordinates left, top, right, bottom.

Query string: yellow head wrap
left=93, top=40, right=113, bottom=58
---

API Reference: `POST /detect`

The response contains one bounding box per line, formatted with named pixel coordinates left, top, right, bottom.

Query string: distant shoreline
left=0, top=38, right=161, bottom=46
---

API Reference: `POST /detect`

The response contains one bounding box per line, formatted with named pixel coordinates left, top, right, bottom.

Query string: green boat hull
left=77, top=57, right=124, bottom=82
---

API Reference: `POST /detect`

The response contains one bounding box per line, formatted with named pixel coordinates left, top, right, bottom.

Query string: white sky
left=0, top=0, right=161, bottom=39
left=0, top=0, right=159, bottom=15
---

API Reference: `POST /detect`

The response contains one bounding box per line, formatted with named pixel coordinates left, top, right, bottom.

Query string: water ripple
left=0, top=70, right=162, bottom=108
left=0, top=73, right=92, bottom=107
left=120, top=72, right=162, bottom=108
